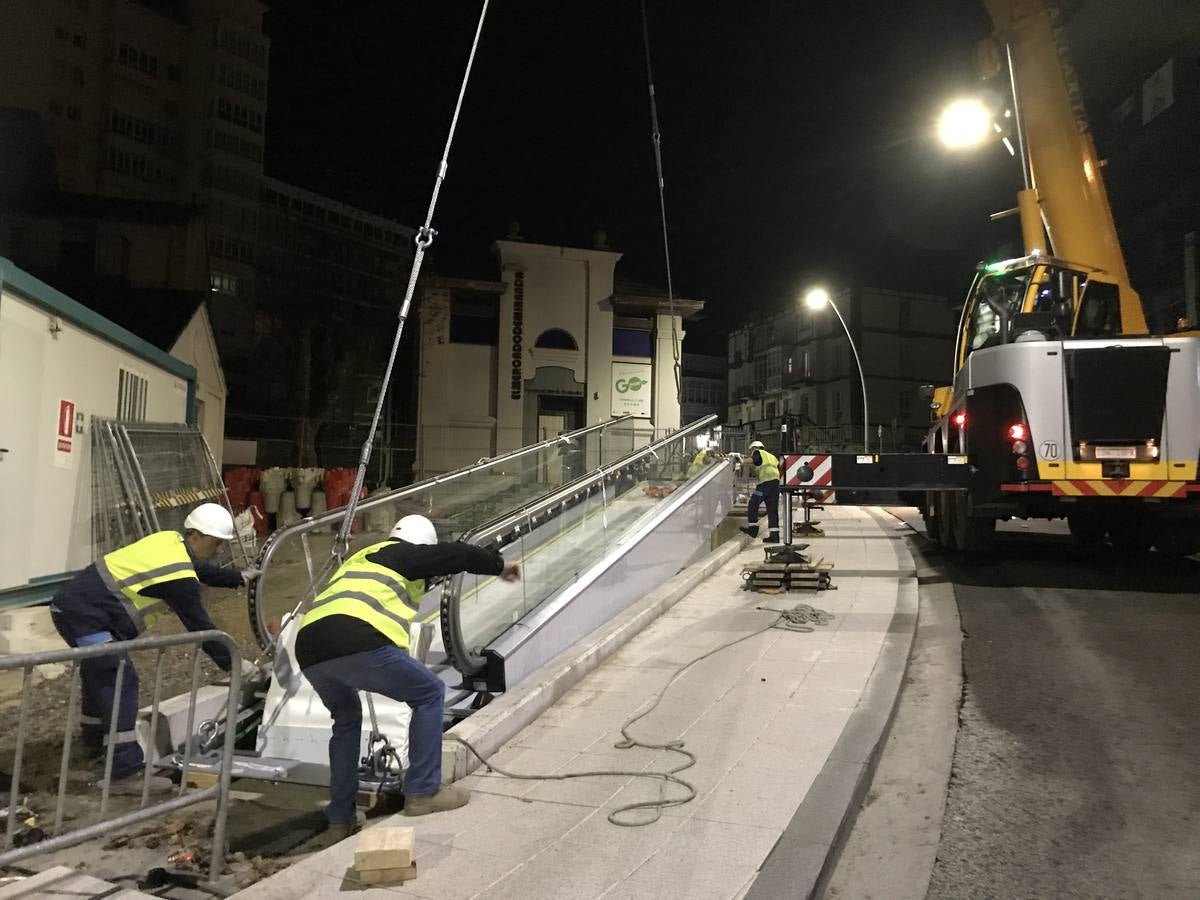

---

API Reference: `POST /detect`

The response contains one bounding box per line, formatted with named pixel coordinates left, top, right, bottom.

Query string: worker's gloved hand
left=499, top=562, right=521, bottom=582
left=239, top=658, right=260, bottom=682
left=240, top=567, right=263, bottom=586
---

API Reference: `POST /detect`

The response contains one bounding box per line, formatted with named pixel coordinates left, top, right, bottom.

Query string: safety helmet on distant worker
left=748, top=440, right=765, bottom=450
left=390, top=514, right=438, bottom=546
left=183, top=503, right=236, bottom=541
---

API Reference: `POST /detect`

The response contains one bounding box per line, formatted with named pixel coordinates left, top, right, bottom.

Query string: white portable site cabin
left=0, top=258, right=196, bottom=607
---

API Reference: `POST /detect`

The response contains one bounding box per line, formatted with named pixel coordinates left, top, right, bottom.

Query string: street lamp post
left=805, top=287, right=869, bottom=453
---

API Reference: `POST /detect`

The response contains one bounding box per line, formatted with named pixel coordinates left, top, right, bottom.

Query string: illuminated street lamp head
left=804, top=287, right=831, bottom=311
left=938, top=98, right=992, bottom=149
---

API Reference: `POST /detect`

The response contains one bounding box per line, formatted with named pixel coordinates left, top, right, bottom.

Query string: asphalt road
left=834, top=510, right=1200, bottom=900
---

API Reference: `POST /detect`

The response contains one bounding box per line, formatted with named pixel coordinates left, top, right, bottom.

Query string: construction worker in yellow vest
left=295, top=514, right=520, bottom=843
left=741, top=439, right=782, bottom=543
left=49, top=503, right=259, bottom=794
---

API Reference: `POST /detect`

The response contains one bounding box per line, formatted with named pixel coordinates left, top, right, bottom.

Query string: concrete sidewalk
left=238, top=506, right=916, bottom=899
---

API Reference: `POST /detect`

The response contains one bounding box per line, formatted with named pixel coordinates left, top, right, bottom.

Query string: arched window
left=534, top=328, right=578, bottom=350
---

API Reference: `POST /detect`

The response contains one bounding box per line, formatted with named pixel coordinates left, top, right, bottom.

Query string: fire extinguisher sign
left=56, top=399, right=75, bottom=460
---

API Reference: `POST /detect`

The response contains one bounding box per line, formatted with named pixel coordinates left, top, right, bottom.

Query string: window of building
left=800, top=394, right=810, bottom=417
left=832, top=391, right=843, bottom=423
left=117, top=43, right=157, bottom=77
left=766, top=401, right=777, bottom=419
left=116, top=369, right=148, bottom=422
left=786, top=355, right=793, bottom=374
left=210, top=271, right=239, bottom=296
left=66, top=104, right=81, bottom=121
left=73, top=34, right=86, bottom=49
left=167, top=64, right=182, bottom=81
left=71, top=66, right=85, bottom=85
left=449, top=295, right=499, bottom=345
left=535, top=329, right=578, bottom=350
left=612, top=327, right=652, bottom=358
left=209, top=232, right=253, bottom=262
left=163, top=99, right=179, bottom=117
left=899, top=299, right=912, bottom=330
left=55, top=26, right=68, bottom=40
left=48, top=98, right=65, bottom=116
left=110, top=110, right=155, bottom=145
left=899, top=389, right=912, bottom=418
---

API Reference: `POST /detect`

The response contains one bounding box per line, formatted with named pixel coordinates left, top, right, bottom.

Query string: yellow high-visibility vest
left=96, top=531, right=199, bottom=632
left=753, top=449, right=781, bottom=484
left=299, top=541, right=425, bottom=651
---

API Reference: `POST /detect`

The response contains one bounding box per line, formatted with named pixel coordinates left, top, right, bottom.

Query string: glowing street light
left=802, top=287, right=870, bottom=453
left=804, top=287, right=831, bottom=311
left=938, top=98, right=993, bottom=149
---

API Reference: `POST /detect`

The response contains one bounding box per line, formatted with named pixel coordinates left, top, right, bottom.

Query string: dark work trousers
left=49, top=609, right=144, bottom=777
left=747, top=479, right=781, bottom=532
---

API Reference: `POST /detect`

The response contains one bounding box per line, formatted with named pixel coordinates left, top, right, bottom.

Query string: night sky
left=263, top=2, right=1036, bottom=348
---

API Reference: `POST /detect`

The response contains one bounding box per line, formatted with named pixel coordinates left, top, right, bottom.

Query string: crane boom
left=983, top=0, right=1148, bottom=333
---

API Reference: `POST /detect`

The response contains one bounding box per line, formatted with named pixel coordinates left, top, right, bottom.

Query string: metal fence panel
left=0, top=630, right=241, bottom=885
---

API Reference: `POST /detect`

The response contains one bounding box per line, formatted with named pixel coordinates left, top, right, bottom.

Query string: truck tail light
left=953, top=411, right=967, bottom=428
left=1008, top=423, right=1027, bottom=441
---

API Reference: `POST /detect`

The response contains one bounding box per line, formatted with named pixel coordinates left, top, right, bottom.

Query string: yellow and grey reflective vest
left=96, top=531, right=199, bottom=633
left=687, top=450, right=708, bottom=477
left=753, top=449, right=781, bottom=484
left=299, top=541, right=424, bottom=651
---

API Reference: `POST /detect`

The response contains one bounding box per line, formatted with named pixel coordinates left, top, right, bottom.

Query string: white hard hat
left=749, top=440, right=765, bottom=449
left=183, top=503, right=236, bottom=540
left=390, top=514, right=437, bottom=546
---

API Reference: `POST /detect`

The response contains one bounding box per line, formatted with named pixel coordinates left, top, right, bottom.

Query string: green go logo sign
left=615, top=376, right=647, bottom=394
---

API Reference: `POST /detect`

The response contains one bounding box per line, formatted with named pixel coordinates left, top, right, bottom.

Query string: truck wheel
left=1067, top=513, right=1106, bottom=548
left=939, top=492, right=959, bottom=551
left=922, top=491, right=942, bottom=545
left=951, top=492, right=995, bottom=557
left=1151, top=525, right=1200, bottom=558
left=1108, top=515, right=1152, bottom=556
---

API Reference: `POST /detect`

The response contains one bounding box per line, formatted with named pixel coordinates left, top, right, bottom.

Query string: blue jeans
left=747, top=480, right=781, bottom=531
left=303, top=645, right=446, bottom=825
left=49, top=611, right=143, bottom=777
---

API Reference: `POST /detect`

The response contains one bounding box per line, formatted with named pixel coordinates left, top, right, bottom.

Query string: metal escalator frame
left=247, top=415, right=633, bottom=650
left=440, top=414, right=720, bottom=676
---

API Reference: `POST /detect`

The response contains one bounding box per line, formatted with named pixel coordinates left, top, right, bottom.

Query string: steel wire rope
left=447, top=601, right=832, bottom=826
left=639, top=0, right=682, bottom=407
left=252, top=0, right=494, bottom=738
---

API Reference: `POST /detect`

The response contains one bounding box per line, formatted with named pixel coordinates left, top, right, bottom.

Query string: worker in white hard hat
left=49, top=503, right=259, bottom=794
left=294, top=514, right=520, bottom=842
left=741, top=440, right=782, bottom=543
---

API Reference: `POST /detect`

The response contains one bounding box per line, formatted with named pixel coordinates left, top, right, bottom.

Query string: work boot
left=404, top=784, right=470, bottom=817
left=762, top=532, right=780, bottom=544
left=106, top=773, right=174, bottom=796
left=739, top=525, right=759, bottom=538
left=304, top=812, right=365, bottom=852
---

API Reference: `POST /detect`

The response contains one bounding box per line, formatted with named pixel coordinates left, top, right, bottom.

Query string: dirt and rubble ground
left=0, top=581, right=349, bottom=895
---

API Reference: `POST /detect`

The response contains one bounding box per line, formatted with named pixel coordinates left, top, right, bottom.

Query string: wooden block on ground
left=354, top=825, right=415, bottom=872
left=359, top=862, right=417, bottom=885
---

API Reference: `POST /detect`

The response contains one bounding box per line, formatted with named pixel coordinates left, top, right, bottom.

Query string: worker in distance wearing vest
left=741, top=439, right=782, bottom=543
left=295, top=514, right=520, bottom=841
left=49, top=503, right=260, bottom=794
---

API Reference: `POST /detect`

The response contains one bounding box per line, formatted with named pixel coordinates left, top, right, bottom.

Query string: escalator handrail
left=247, top=414, right=632, bottom=649
left=440, top=414, right=719, bottom=676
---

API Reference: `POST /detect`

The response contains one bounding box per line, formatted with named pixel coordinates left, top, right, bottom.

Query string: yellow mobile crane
left=920, top=0, right=1200, bottom=554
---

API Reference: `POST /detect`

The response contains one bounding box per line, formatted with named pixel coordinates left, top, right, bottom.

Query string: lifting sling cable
left=255, top=0, right=494, bottom=739
left=639, top=0, right=682, bottom=408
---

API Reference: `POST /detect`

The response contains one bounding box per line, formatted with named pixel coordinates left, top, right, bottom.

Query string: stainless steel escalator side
left=440, top=414, right=724, bottom=680
left=487, top=459, right=733, bottom=690
left=246, top=415, right=634, bottom=651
